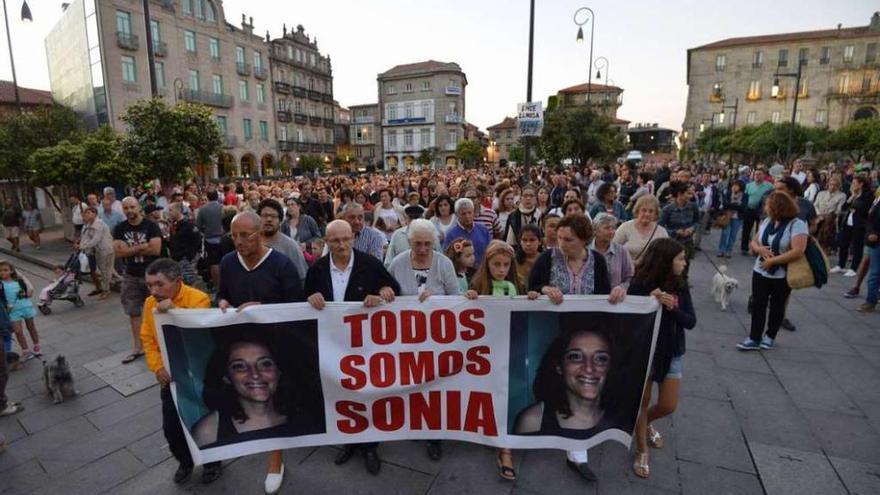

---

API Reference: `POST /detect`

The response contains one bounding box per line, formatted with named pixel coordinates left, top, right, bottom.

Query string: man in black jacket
left=304, top=219, right=400, bottom=475
left=167, top=203, right=203, bottom=287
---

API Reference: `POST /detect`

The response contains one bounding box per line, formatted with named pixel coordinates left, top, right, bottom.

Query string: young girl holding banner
left=465, top=240, right=537, bottom=481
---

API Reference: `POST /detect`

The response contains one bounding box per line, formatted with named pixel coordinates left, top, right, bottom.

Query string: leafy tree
left=118, top=98, right=222, bottom=186
left=456, top=140, right=483, bottom=167
left=417, top=146, right=438, bottom=168
left=0, top=105, right=84, bottom=179
left=828, top=119, right=880, bottom=161
left=28, top=125, right=128, bottom=189
left=539, top=107, right=625, bottom=165
left=299, top=154, right=323, bottom=172
left=508, top=144, right=524, bottom=164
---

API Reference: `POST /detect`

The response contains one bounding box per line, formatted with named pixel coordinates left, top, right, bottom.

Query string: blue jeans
left=866, top=246, right=880, bottom=305
left=719, top=217, right=742, bottom=254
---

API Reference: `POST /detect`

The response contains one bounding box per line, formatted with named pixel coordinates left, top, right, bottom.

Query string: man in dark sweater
left=216, top=211, right=303, bottom=494
left=305, top=219, right=400, bottom=476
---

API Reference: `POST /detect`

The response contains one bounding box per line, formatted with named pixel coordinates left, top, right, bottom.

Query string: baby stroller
left=37, top=251, right=85, bottom=315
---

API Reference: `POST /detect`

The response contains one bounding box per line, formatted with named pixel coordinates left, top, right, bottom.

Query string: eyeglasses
left=230, top=231, right=259, bottom=240
left=228, top=357, right=277, bottom=374
left=563, top=349, right=611, bottom=369
left=326, top=236, right=353, bottom=245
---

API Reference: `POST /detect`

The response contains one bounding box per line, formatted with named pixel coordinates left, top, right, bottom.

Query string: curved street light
left=3, top=0, right=33, bottom=114
left=593, top=56, right=609, bottom=87
left=573, top=7, right=595, bottom=105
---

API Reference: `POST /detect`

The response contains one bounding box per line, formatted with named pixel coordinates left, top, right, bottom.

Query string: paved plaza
left=0, top=230, right=879, bottom=495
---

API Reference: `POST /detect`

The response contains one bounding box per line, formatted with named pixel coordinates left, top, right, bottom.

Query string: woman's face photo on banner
left=162, top=321, right=326, bottom=450
left=507, top=311, right=654, bottom=440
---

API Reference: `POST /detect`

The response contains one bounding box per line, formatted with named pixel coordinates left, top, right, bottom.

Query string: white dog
left=712, top=265, right=739, bottom=311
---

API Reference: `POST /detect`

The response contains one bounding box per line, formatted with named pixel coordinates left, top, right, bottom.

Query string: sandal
left=633, top=452, right=650, bottom=479
left=121, top=352, right=145, bottom=364
left=496, top=451, right=516, bottom=481
left=647, top=425, right=664, bottom=449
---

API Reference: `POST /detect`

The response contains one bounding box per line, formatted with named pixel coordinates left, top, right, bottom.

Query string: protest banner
left=155, top=295, right=660, bottom=465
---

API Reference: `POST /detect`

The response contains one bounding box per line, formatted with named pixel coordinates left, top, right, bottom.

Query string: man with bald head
left=304, top=219, right=400, bottom=475
left=216, top=211, right=303, bottom=311
left=114, top=196, right=163, bottom=364
left=216, top=210, right=304, bottom=494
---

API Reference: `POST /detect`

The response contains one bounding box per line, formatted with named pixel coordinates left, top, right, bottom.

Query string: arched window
left=853, top=107, right=878, bottom=120
left=205, top=1, right=217, bottom=23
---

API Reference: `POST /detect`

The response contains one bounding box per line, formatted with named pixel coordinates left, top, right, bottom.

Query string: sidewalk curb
left=0, top=247, right=58, bottom=271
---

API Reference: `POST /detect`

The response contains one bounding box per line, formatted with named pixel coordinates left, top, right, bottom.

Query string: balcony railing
left=445, top=114, right=463, bottom=124
left=444, top=143, right=458, bottom=151
left=309, top=116, right=322, bottom=126
left=254, top=66, right=268, bottom=80
left=152, top=41, right=167, bottom=57
left=222, top=135, right=238, bottom=148
left=309, top=143, right=322, bottom=152
left=294, top=113, right=308, bottom=124
left=117, top=31, right=139, bottom=51
left=292, top=86, right=307, bottom=98
left=179, top=89, right=234, bottom=108
left=444, top=86, right=462, bottom=96
left=353, top=116, right=375, bottom=124
left=277, top=110, right=291, bottom=122
left=323, top=118, right=335, bottom=128
left=274, top=82, right=291, bottom=94
left=236, top=62, right=251, bottom=76
left=307, top=90, right=322, bottom=101
left=322, top=93, right=334, bottom=104
left=751, top=62, right=762, bottom=69
left=278, top=140, right=294, bottom=151
left=296, top=142, right=309, bottom=152
left=324, top=144, right=336, bottom=153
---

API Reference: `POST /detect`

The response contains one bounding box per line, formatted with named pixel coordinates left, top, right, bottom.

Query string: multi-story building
left=269, top=24, right=335, bottom=169
left=45, top=0, right=276, bottom=178
left=486, top=116, right=518, bottom=164
left=552, top=82, right=630, bottom=133
left=349, top=103, right=380, bottom=168
left=683, top=12, right=880, bottom=149
left=377, top=60, right=467, bottom=170
left=334, top=101, right=352, bottom=169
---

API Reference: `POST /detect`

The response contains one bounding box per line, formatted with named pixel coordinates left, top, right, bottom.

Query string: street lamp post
left=2, top=0, right=32, bottom=115
left=142, top=0, right=158, bottom=97
left=772, top=59, right=805, bottom=163
left=719, top=97, right=739, bottom=130
left=522, top=0, right=535, bottom=181
left=594, top=56, right=609, bottom=87
left=574, top=7, right=595, bottom=105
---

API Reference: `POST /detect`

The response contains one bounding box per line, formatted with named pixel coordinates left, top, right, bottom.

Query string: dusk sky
left=0, top=0, right=876, bottom=131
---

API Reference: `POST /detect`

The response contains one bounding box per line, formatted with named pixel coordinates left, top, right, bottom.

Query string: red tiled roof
left=487, top=117, right=516, bottom=130
left=558, top=82, right=622, bottom=94
left=380, top=60, right=462, bottom=77
left=0, top=81, right=53, bottom=106
left=612, top=117, right=630, bottom=124
left=692, top=24, right=877, bottom=51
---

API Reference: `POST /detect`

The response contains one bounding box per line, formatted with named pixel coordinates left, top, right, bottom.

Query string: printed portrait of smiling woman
left=514, top=326, right=616, bottom=438
left=193, top=335, right=298, bottom=448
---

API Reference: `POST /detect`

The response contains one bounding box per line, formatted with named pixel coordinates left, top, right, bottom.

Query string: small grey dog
left=43, top=355, right=77, bottom=404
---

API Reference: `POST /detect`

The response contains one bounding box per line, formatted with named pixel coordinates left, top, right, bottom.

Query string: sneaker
left=717, top=252, right=725, bottom=258
left=830, top=266, right=844, bottom=274
left=736, top=338, right=761, bottom=351
left=843, top=288, right=860, bottom=299
left=843, top=269, right=857, bottom=277
left=780, top=319, right=796, bottom=332
left=32, top=345, right=42, bottom=357
left=857, top=303, right=876, bottom=313
left=759, top=337, right=775, bottom=350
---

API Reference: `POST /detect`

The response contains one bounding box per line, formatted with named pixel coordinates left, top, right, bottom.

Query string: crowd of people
left=0, top=155, right=878, bottom=492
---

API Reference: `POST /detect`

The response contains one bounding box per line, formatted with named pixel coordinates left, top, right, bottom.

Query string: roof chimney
left=871, top=12, right=880, bottom=32
left=61, top=2, right=69, bottom=11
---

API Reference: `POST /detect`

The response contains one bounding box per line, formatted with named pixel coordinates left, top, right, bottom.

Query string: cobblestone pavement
left=0, top=230, right=879, bottom=495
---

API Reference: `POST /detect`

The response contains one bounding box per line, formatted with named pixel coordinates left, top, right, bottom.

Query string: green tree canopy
left=0, top=104, right=84, bottom=179
left=539, top=107, right=625, bottom=166
left=456, top=140, right=484, bottom=167
left=418, top=146, right=438, bottom=167
left=119, top=98, right=222, bottom=186
left=828, top=118, right=880, bottom=161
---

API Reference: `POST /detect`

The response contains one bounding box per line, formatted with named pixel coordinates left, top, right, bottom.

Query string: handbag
left=787, top=235, right=830, bottom=290
left=712, top=211, right=732, bottom=228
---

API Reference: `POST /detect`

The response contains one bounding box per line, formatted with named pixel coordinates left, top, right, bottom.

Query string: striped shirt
left=353, top=226, right=387, bottom=261
left=475, top=206, right=500, bottom=238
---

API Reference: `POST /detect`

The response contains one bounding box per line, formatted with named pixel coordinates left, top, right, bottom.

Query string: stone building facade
left=486, top=116, right=518, bottom=164
left=377, top=60, right=467, bottom=170
left=46, top=0, right=276, bottom=178
left=553, top=82, right=629, bottom=132
left=270, top=24, right=336, bottom=171
left=349, top=103, right=380, bottom=169
left=683, top=12, right=880, bottom=148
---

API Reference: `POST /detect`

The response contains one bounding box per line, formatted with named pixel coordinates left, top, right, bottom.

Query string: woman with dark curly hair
left=513, top=325, right=614, bottom=436
left=192, top=334, right=307, bottom=448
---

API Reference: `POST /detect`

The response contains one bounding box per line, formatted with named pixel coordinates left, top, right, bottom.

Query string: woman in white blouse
left=613, top=195, right=669, bottom=261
